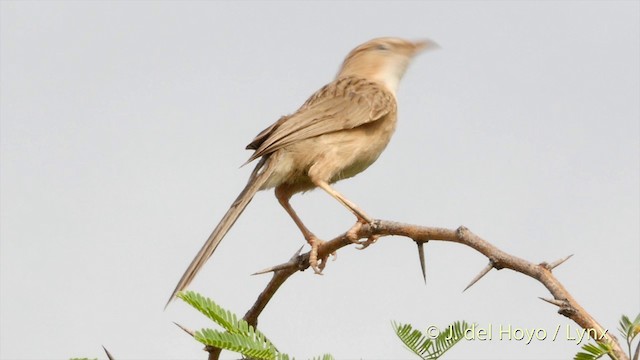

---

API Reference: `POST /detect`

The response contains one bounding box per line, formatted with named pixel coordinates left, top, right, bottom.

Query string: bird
left=167, top=37, right=435, bottom=306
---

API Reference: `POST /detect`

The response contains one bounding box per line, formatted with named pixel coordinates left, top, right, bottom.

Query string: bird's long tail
left=166, top=157, right=275, bottom=307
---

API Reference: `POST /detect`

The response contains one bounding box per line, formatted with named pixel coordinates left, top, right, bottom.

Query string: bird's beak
left=412, top=39, right=440, bottom=55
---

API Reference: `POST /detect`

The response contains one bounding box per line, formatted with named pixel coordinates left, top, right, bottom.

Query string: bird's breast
left=328, top=111, right=397, bottom=182
left=260, top=111, right=398, bottom=192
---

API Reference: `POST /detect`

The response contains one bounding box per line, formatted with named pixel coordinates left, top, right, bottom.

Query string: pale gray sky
left=1, top=1, right=638, bottom=359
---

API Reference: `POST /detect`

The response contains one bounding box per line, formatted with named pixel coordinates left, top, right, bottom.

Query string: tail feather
left=165, top=157, right=274, bottom=308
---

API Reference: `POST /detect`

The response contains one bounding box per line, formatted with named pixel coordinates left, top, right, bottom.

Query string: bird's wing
left=245, top=77, right=396, bottom=163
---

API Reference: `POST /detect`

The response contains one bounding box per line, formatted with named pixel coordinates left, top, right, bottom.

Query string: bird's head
left=337, top=37, right=437, bottom=94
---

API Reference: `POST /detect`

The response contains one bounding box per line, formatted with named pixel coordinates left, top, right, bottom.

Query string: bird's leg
left=313, top=180, right=373, bottom=223
left=312, top=180, right=380, bottom=248
left=275, top=187, right=332, bottom=274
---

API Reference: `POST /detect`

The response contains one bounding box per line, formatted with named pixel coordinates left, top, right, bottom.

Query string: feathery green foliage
left=309, top=355, right=334, bottom=360
left=392, top=320, right=471, bottom=360
left=177, top=291, right=333, bottom=360
left=618, top=314, right=640, bottom=360
left=574, top=313, right=640, bottom=360
left=195, top=328, right=277, bottom=359
left=573, top=342, right=614, bottom=360
left=178, top=291, right=258, bottom=336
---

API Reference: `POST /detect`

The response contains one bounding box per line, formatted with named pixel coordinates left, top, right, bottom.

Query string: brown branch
left=204, top=219, right=627, bottom=360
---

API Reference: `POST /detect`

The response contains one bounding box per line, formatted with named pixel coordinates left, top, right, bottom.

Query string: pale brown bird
left=167, top=37, right=435, bottom=306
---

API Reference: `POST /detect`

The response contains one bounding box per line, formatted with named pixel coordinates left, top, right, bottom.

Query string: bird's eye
left=376, top=44, right=390, bottom=51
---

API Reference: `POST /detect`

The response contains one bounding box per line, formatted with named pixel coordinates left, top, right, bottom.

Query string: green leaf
left=177, top=291, right=238, bottom=332
left=178, top=291, right=332, bottom=360
left=309, top=355, right=334, bottom=360
left=196, top=328, right=277, bottom=360
left=619, top=314, right=640, bottom=342
left=617, top=313, right=640, bottom=360
left=573, top=342, right=613, bottom=360
left=392, top=321, right=471, bottom=360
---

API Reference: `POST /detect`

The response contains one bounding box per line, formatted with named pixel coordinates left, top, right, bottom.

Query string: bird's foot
left=308, top=236, right=332, bottom=274
left=346, top=220, right=380, bottom=250
left=357, top=234, right=380, bottom=249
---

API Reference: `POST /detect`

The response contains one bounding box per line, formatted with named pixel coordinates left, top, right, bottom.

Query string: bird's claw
left=346, top=220, right=379, bottom=249
left=308, top=237, right=331, bottom=274
left=356, top=234, right=380, bottom=250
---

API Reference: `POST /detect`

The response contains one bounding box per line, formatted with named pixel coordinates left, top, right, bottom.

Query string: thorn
left=463, top=262, right=494, bottom=292
left=538, top=297, right=566, bottom=307
left=102, top=345, right=115, bottom=360
left=416, top=241, right=427, bottom=284
left=251, top=246, right=304, bottom=275
left=547, top=254, right=574, bottom=270
left=251, top=263, right=289, bottom=275
left=290, top=245, right=304, bottom=260
left=251, top=264, right=282, bottom=276
left=174, top=321, right=195, bottom=337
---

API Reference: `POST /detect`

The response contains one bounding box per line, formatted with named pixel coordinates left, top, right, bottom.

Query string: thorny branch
left=193, top=219, right=627, bottom=360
